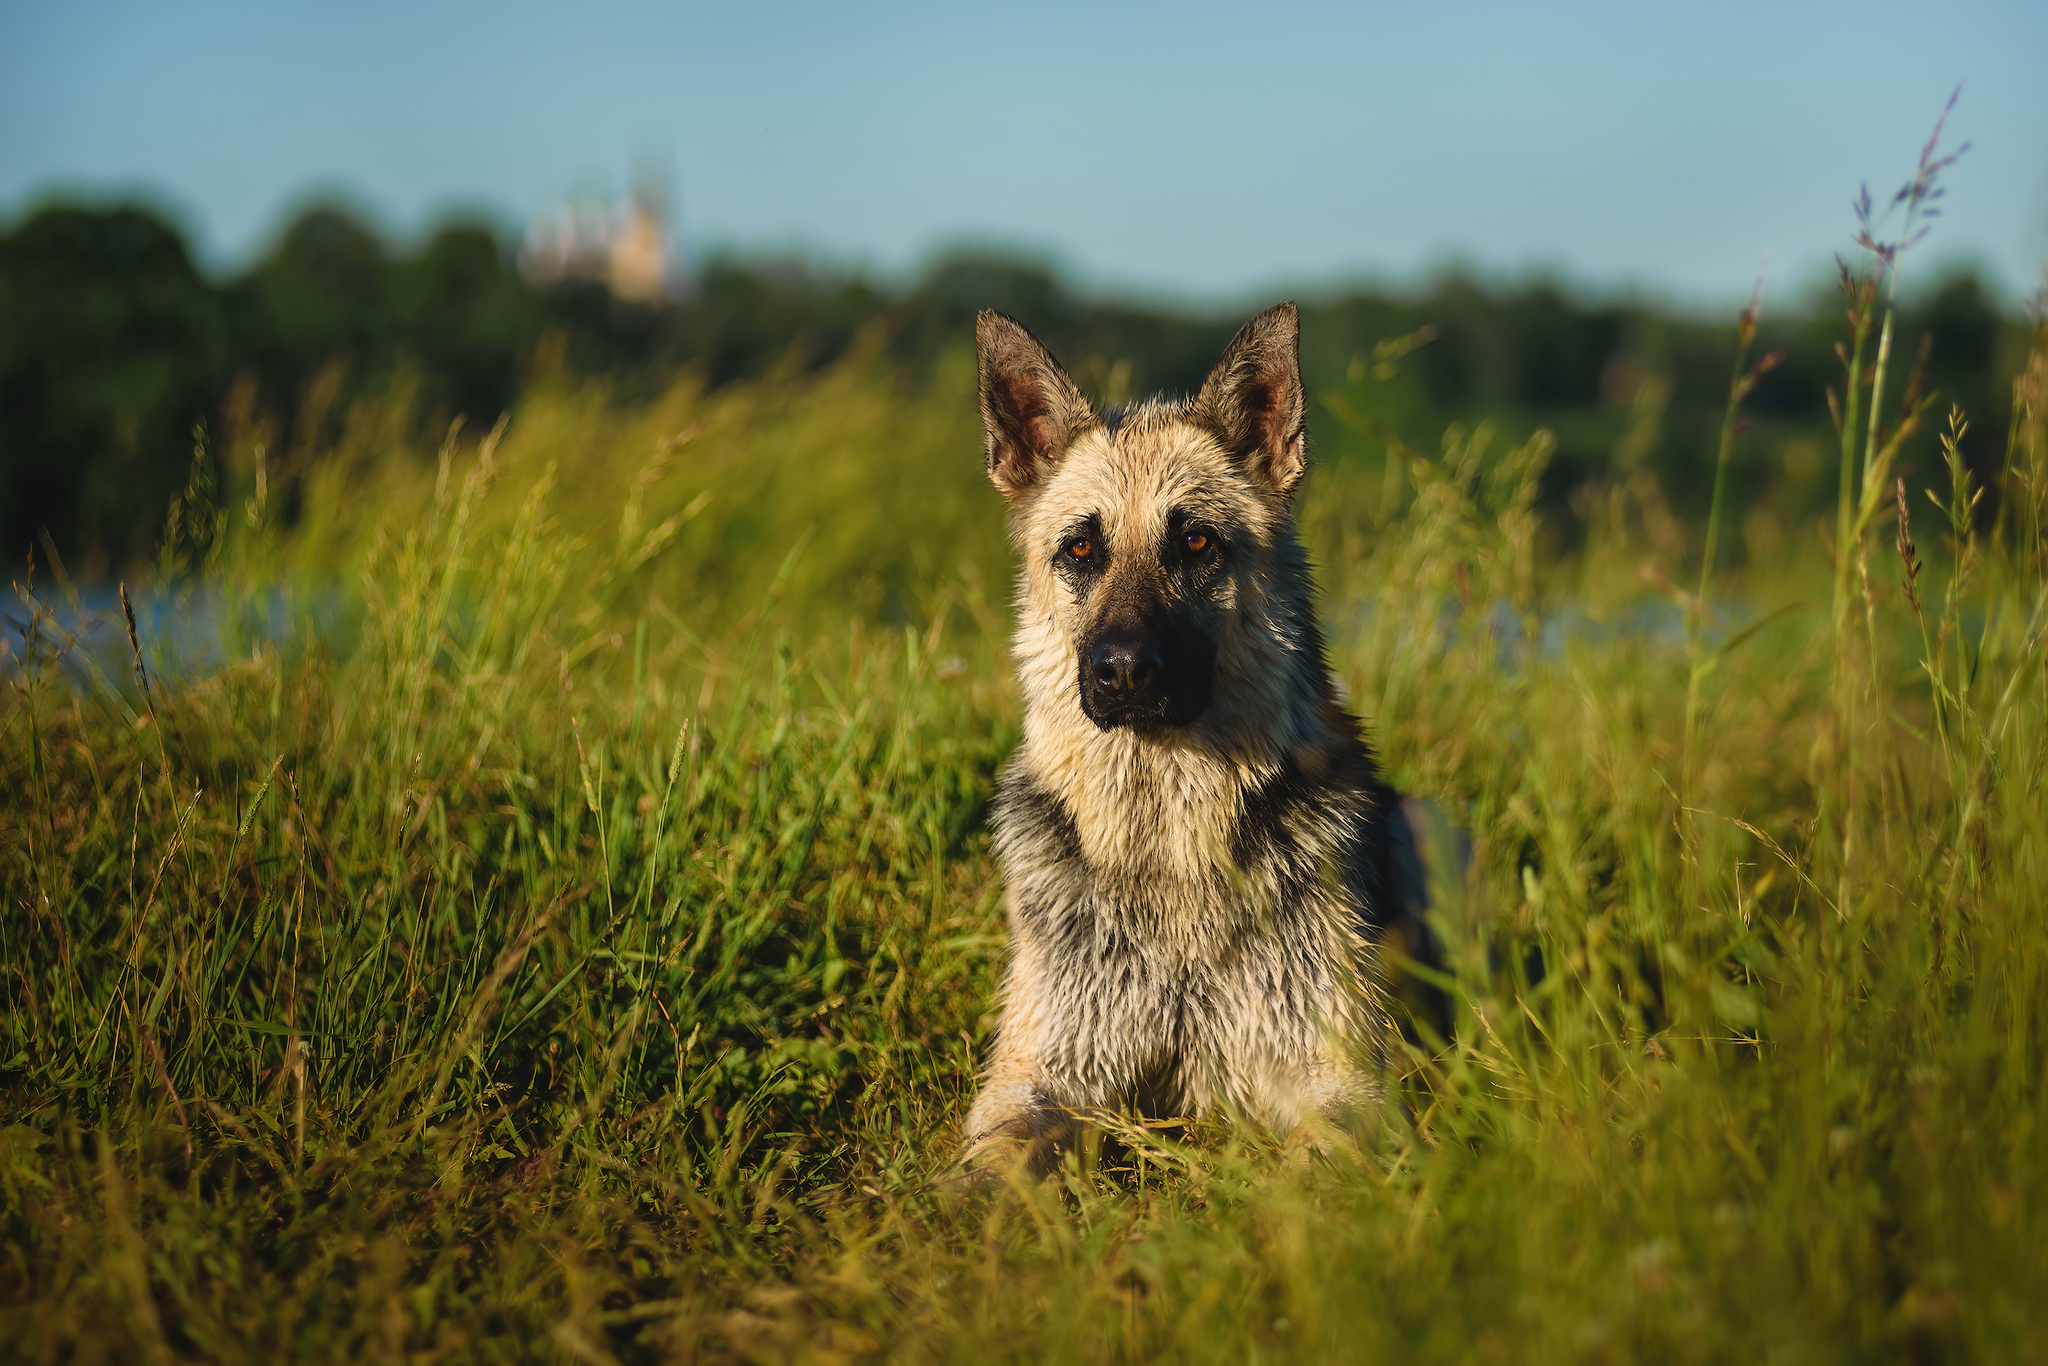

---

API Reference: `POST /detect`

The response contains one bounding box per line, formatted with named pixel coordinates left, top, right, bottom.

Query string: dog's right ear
left=977, top=310, right=1094, bottom=502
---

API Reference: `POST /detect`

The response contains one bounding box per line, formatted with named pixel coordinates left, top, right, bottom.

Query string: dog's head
left=977, top=304, right=1311, bottom=734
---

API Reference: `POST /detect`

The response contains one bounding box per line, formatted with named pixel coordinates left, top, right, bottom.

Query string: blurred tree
left=887, top=253, right=1237, bottom=400
left=664, top=258, right=888, bottom=388
left=0, top=205, right=228, bottom=570
left=0, top=200, right=2027, bottom=576
left=223, top=206, right=397, bottom=440
left=392, top=221, right=548, bottom=424
left=1913, top=270, right=2007, bottom=494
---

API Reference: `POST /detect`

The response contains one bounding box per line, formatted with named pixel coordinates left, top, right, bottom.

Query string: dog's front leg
left=955, top=940, right=1079, bottom=1185
left=956, top=1050, right=1071, bottom=1186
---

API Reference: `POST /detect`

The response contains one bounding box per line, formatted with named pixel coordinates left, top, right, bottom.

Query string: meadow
left=4, top=221, right=2047, bottom=1360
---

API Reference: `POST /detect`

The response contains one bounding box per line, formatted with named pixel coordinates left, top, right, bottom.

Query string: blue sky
left=3, top=0, right=2044, bottom=309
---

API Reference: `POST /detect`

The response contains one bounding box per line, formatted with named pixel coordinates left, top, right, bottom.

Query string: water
left=3, top=579, right=355, bottom=699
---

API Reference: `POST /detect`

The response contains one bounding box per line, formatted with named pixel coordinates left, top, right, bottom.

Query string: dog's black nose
left=1089, top=639, right=1163, bottom=695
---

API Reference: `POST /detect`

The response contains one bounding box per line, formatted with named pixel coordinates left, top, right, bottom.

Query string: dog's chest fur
left=990, top=723, right=1391, bottom=1114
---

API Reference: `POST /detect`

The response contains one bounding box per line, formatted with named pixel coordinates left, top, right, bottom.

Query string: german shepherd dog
left=959, top=303, right=1433, bottom=1181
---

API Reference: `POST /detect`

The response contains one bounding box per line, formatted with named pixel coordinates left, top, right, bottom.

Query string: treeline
left=0, top=200, right=2028, bottom=574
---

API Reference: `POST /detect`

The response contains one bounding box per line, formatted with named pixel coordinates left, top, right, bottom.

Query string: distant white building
left=519, top=189, right=674, bottom=302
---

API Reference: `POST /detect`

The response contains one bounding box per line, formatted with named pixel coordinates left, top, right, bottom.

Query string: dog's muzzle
left=1077, top=626, right=1214, bottom=730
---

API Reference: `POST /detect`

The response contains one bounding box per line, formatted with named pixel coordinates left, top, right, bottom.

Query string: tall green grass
left=5, top=201, right=2048, bottom=1359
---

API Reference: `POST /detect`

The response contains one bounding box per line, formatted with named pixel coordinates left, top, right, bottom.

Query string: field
left=4, top=256, right=2047, bottom=1362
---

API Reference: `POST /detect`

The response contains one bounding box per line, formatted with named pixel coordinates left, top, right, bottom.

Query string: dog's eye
left=1183, top=531, right=1210, bottom=555
left=1066, top=537, right=1093, bottom=560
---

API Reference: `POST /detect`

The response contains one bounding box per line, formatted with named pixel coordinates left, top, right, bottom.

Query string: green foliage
left=3, top=229, right=2047, bottom=1360
left=5, top=201, right=2031, bottom=580
left=0, top=207, right=230, bottom=566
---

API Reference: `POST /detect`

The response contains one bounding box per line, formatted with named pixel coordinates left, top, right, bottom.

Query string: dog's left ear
left=1192, top=303, right=1307, bottom=497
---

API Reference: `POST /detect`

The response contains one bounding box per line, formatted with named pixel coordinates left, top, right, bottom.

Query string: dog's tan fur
left=960, top=304, right=1415, bottom=1180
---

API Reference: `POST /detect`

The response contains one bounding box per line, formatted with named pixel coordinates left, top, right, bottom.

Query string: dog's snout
left=1089, top=639, right=1163, bottom=695
left=1077, top=609, right=1215, bottom=731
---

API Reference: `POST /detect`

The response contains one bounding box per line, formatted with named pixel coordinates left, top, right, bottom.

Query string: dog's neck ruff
left=1013, top=665, right=1346, bottom=895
